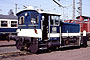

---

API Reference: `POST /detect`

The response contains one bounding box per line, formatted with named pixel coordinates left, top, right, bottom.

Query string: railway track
left=0, top=41, right=90, bottom=59
left=0, top=51, right=32, bottom=59
left=0, top=40, right=32, bottom=59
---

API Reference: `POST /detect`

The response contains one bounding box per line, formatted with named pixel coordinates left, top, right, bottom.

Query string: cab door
left=42, top=14, right=48, bottom=41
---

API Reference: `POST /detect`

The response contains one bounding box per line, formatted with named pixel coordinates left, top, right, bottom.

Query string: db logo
left=52, top=27, right=57, bottom=32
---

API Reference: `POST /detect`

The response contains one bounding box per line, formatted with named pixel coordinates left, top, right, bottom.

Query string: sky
left=0, top=0, right=90, bottom=19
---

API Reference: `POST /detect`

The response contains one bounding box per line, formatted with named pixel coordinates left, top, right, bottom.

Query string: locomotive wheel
left=16, top=39, right=24, bottom=51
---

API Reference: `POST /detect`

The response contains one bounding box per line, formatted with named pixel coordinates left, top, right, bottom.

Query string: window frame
left=11, top=21, right=17, bottom=27
left=1, top=21, right=8, bottom=27
left=50, top=16, right=60, bottom=26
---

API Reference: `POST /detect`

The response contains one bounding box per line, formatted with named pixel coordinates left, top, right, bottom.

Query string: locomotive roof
left=38, top=10, right=61, bottom=16
left=76, top=16, right=90, bottom=19
left=0, top=14, right=17, bottom=19
left=16, top=10, right=61, bottom=16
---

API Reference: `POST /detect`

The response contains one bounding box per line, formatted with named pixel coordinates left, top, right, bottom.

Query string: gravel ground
left=0, top=40, right=20, bottom=54
left=0, top=46, right=20, bottom=54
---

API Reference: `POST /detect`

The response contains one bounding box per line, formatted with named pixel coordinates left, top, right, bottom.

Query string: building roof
left=0, top=14, right=17, bottom=19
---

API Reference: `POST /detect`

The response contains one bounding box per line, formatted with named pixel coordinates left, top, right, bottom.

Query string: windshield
left=31, top=13, right=39, bottom=24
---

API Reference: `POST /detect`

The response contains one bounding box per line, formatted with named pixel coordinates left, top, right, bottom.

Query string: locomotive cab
left=16, top=9, right=61, bottom=41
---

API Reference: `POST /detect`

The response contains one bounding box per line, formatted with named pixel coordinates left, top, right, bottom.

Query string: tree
left=8, top=9, right=14, bottom=16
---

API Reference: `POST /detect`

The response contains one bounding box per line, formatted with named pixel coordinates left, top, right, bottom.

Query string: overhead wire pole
left=77, top=0, right=82, bottom=16
left=80, top=0, right=82, bottom=16
left=15, top=4, right=18, bottom=15
left=73, top=0, right=75, bottom=20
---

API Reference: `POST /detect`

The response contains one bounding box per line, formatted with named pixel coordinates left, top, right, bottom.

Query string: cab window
left=51, top=16, right=60, bottom=25
left=19, top=16, right=24, bottom=24
left=84, top=19, right=88, bottom=21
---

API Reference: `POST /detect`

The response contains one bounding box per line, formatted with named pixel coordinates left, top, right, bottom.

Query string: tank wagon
left=15, top=9, right=87, bottom=53
left=0, top=15, right=18, bottom=40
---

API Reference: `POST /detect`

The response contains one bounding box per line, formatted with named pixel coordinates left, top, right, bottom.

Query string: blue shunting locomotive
left=15, top=8, right=87, bottom=53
